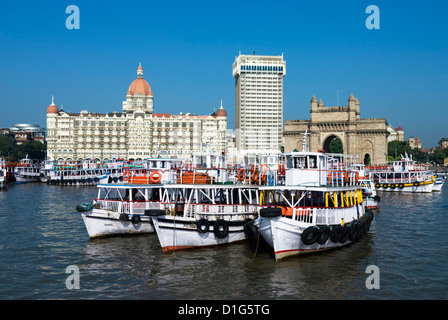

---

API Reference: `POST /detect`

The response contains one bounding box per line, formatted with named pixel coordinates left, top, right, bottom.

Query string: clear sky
left=1, top=0, right=447, bottom=148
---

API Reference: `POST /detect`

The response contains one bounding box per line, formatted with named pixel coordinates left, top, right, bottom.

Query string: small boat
left=13, top=155, right=41, bottom=183
left=79, top=183, right=165, bottom=238
left=367, top=154, right=435, bottom=193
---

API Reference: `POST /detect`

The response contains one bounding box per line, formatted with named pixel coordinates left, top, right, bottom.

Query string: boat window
left=308, top=156, right=317, bottom=168
left=293, top=156, right=306, bottom=169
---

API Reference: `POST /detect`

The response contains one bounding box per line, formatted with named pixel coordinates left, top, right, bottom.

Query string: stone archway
left=283, top=93, right=389, bottom=164
left=323, top=135, right=343, bottom=153
left=363, top=153, right=371, bottom=165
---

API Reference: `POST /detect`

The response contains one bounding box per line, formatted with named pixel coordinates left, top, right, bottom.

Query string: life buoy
left=278, top=164, right=286, bottom=175
left=301, top=226, right=319, bottom=245
left=123, top=170, right=131, bottom=182
left=252, top=170, right=259, bottom=182
left=213, top=219, right=229, bottom=239
left=150, top=171, right=162, bottom=183
left=196, top=218, right=210, bottom=234
left=317, top=226, right=330, bottom=245
left=355, top=172, right=359, bottom=183
left=344, top=171, right=349, bottom=183
left=238, top=169, right=245, bottom=181
left=261, top=164, right=269, bottom=172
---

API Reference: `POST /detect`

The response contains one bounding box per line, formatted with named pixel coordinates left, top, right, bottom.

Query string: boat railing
left=161, top=202, right=258, bottom=218
left=283, top=205, right=361, bottom=225
left=94, top=199, right=163, bottom=215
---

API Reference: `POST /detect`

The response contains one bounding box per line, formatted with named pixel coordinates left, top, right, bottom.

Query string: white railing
left=94, top=199, right=162, bottom=214
left=162, top=203, right=258, bottom=219
left=290, top=205, right=361, bottom=225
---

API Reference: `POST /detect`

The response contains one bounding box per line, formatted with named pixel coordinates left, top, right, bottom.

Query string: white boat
left=255, top=185, right=372, bottom=261
left=368, top=154, right=435, bottom=193
left=47, top=159, right=112, bottom=185
left=252, top=133, right=373, bottom=261
left=13, top=155, right=41, bottom=183
left=151, top=180, right=259, bottom=253
left=77, top=183, right=165, bottom=238
left=77, top=159, right=184, bottom=238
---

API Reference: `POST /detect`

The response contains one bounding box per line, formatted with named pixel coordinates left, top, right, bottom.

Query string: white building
left=46, top=64, right=227, bottom=161
left=232, top=53, right=286, bottom=155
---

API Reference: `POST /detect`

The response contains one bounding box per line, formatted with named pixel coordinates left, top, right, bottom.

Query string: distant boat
left=367, top=154, right=435, bottom=193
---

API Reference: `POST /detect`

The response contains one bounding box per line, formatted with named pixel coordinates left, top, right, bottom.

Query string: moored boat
left=151, top=176, right=259, bottom=253
left=254, top=185, right=373, bottom=261
left=13, top=155, right=41, bottom=183
left=252, top=134, right=373, bottom=261
left=368, top=155, right=435, bottom=193
left=77, top=183, right=165, bottom=238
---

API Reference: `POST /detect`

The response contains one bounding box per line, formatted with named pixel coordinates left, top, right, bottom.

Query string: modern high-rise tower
left=232, top=53, right=286, bottom=154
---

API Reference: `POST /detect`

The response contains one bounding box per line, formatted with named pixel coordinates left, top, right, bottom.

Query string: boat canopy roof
left=258, top=185, right=362, bottom=192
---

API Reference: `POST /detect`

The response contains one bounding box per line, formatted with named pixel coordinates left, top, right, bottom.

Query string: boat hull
left=81, top=210, right=154, bottom=238
left=14, top=174, right=40, bottom=183
left=152, top=214, right=255, bottom=253
left=255, top=212, right=373, bottom=261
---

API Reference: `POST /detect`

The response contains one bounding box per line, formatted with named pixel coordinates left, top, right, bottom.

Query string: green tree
left=328, top=138, right=343, bottom=153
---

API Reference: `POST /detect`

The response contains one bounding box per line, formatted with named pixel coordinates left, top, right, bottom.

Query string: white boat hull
left=14, top=174, right=40, bottom=183
left=255, top=212, right=374, bottom=261
left=152, top=214, right=255, bottom=253
left=81, top=210, right=154, bottom=238
left=432, top=179, right=444, bottom=191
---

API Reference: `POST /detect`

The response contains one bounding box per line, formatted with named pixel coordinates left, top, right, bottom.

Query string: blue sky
left=1, top=0, right=447, bottom=148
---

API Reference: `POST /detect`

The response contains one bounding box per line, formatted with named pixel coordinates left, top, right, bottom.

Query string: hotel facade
left=46, top=64, right=227, bottom=161
left=232, top=53, right=286, bottom=155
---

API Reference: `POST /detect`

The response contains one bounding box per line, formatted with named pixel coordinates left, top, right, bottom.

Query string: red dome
left=216, top=108, right=227, bottom=117
left=47, top=96, right=59, bottom=114
left=128, top=78, right=152, bottom=96
left=128, top=63, right=153, bottom=96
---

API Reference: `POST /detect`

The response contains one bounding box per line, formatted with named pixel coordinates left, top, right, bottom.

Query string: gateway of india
left=283, top=93, right=391, bottom=165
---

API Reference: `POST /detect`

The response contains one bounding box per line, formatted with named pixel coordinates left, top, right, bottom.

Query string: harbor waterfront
left=0, top=182, right=447, bottom=300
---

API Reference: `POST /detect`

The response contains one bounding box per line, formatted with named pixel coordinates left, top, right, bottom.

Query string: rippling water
left=0, top=183, right=447, bottom=300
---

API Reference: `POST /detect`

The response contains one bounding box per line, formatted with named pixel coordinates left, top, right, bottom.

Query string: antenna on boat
left=302, top=130, right=310, bottom=152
